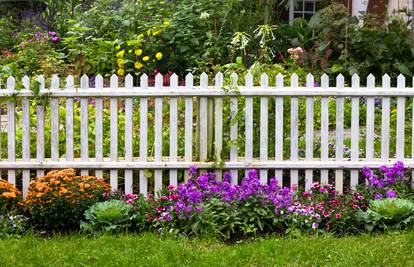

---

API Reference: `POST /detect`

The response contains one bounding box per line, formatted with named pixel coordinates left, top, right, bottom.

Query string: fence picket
left=154, top=74, right=163, bottom=192
left=260, top=74, right=269, bottom=184
left=94, top=75, right=104, bottom=179
left=290, top=74, right=299, bottom=187
left=110, top=75, right=118, bottom=190
left=214, top=73, right=223, bottom=179
left=51, top=75, right=59, bottom=162
left=335, top=74, right=345, bottom=193
left=169, top=74, right=178, bottom=186
left=80, top=75, right=89, bottom=176
left=275, top=74, right=284, bottom=182
left=184, top=73, right=194, bottom=182
left=320, top=74, right=329, bottom=185
left=305, top=74, right=314, bottom=190
left=396, top=74, right=406, bottom=160
left=36, top=75, right=45, bottom=178
left=366, top=74, right=375, bottom=161
left=230, top=73, right=239, bottom=185
left=199, top=73, right=208, bottom=162
left=22, top=76, right=30, bottom=196
left=245, top=72, right=253, bottom=163
left=381, top=74, right=390, bottom=161
left=139, top=74, right=149, bottom=195
left=66, top=76, right=74, bottom=162
left=7, top=76, right=15, bottom=185
left=350, top=74, right=360, bottom=189
left=124, top=74, right=133, bottom=193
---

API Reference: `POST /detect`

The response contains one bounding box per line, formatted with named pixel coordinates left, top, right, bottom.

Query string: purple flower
left=48, top=31, right=57, bottom=36
left=374, top=194, right=383, bottom=200
left=188, top=165, right=197, bottom=177
left=385, top=189, right=397, bottom=198
left=50, top=36, right=60, bottom=43
left=312, top=222, right=318, bottom=229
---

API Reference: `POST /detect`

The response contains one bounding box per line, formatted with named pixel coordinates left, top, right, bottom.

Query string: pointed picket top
left=37, top=75, right=45, bottom=90
left=230, top=72, right=238, bottom=88
left=6, top=76, right=15, bottom=89
left=321, top=74, right=329, bottom=88
left=170, top=73, right=178, bottom=88
left=110, top=74, right=118, bottom=89
left=214, top=72, right=223, bottom=89
left=140, top=73, right=148, bottom=88
left=94, top=74, right=103, bottom=89
left=351, top=74, right=360, bottom=88
left=276, top=73, right=284, bottom=88
left=81, top=74, right=89, bottom=89
left=200, top=72, right=208, bottom=88
left=382, top=74, right=390, bottom=88
left=306, top=73, right=314, bottom=88
left=22, top=75, right=30, bottom=90
left=66, top=75, right=74, bottom=90
left=397, top=74, right=406, bottom=88
left=185, top=73, right=194, bottom=89
left=155, top=73, right=163, bottom=88
left=261, top=73, right=268, bottom=87
left=290, top=73, right=298, bottom=87
left=367, top=74, right=375, bottom=88
left=51, top=75, right=59, bottom=90
left=125, top=73, right=133, bottom=89
left=245, top=72, right=253, bottom=87
left=336, top=73, right=344, bottom=87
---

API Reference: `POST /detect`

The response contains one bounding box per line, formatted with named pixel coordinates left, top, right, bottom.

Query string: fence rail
left=0, top=72, right=413, bottom=196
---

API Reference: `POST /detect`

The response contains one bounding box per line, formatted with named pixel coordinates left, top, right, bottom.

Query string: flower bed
left=1, top=162, right=414, bottom=240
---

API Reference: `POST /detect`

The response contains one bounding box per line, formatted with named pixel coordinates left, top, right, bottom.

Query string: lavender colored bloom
left=312, top=222, right=318, bottom=229
left=188, top=165, right=197, bottom=177
left=385, top=189, right=397, bottom=198
left=374, top=194, right=383, bottom=200
left=48, top=31, right=57, bottom=36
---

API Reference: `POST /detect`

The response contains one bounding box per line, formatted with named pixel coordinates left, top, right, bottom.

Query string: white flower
left=200, top=12, right=210, bottom=20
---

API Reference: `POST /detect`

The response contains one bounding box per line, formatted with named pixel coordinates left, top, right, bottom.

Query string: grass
left=0, top=232, right=413, bottom=267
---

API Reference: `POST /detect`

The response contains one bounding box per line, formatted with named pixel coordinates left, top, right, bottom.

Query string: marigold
left=116, top=50, right=125, bottom=58
left=117, top=69, right=125, bottom=76
left=143, top=56, right=150, bottom=62
left=135, top=49, right=143, bottom=56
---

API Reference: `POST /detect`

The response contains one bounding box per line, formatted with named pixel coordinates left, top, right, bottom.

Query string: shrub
left=0, top=178, right=22, bottom=215
left=25, top=169, right=110, bottom=231
left=81, top=199, right=133, bottom=234
left=357, top=198, right=414, bottom=231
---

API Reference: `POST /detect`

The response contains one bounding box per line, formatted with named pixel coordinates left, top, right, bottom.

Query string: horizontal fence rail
left=0, top=72, right=413, bottom=196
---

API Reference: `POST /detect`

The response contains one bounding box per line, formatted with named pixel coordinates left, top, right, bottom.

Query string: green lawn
left=1, top=232, right=413, bottom=267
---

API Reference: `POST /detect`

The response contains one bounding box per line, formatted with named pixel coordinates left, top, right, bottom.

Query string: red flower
left=335, top=213, right=342, bottom=219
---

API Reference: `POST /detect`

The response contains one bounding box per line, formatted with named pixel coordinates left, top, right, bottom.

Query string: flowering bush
left=360, top=162, right=413, bottom=201
left=0, top=178, right=22, bottom=215
left=288, top=183, right=368, bottom=235
left=25, top=169, right=110, bottom=231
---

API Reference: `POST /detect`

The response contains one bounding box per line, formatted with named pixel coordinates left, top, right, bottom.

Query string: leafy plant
left=357, top=198, right=414, bottom=231
left=81, top=199, right=133, bottom=234
left=0, top=178, right=22, bottom=215
left=0, top=213, right=29, bottom=238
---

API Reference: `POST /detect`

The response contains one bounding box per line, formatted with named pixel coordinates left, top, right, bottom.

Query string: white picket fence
left=0, top=72, right=413, bottom=196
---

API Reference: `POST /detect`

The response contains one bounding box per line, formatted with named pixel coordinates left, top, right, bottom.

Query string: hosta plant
left=81, top=199, right=133, bottom=235
left=357, top=198, right=414, bottom=231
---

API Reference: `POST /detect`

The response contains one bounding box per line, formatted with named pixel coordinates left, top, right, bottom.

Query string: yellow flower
left=116, top=50, right=125, bottom=58
left=117, top=69, right=125, bottom=76
left=155, top=52, right=163, bottom=60
left=128, top=49, right=132, bottom=53
left=143, top=56, right=150, bottom=62
left=146, top=29, right=151, bottom=36
left=135, top=49, right=143, bottom=56
left=115, top=45, right=121, bottom=50
left=116, top=58, right=124, bottom=65
left=163, top=20, right=170, bottom=27
left=152, top=30, right=161, bottom=36
left=134, top=62, right=143, bottom=70
left=137, top=34, right=144, bottom=40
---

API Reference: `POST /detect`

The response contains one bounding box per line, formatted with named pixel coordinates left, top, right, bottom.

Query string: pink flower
left=335, top=213, right=342, bottom=219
